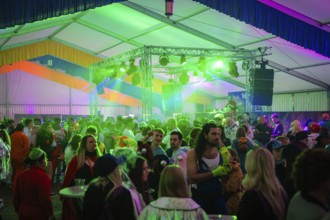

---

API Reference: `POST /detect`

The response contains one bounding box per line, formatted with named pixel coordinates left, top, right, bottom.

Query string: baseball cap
left=93, top=154, right=126, bottom=177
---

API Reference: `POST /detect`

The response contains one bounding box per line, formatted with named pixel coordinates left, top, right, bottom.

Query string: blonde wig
left=289, top=120, right=302, bottom=135
left=243, top=147, right=287, bottom=220
left=158, top=164, right=189, bottom=198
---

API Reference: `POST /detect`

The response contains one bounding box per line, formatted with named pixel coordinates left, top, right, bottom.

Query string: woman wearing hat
left=13, top=148, right=55, bottom=220
left=83, top=154, right=137, bottom=220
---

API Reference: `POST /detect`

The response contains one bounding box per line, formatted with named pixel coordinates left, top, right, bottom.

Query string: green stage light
left=179, top=72, right=189, bottom=85
left=180, top=54, right=186, bottom=65
left=159, top=53, right=169, bottom=66
left=210, top=59, right=224, bottom=73
left=119, top=62, right=127, bottom=72
left=132, top=73, right=141, bottom=86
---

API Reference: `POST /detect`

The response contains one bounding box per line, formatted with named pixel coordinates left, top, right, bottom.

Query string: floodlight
left=127, top=59, right=137, bottom=75
left=159, top=53, right=169, bottom=66
left=180, top=54, right=186, bottom=65
left=132, top=74, right=141, bottom=86
left=228, top=62, right=239, bottom=78
left=242, top=60, right=250, bottom=71
left=197, top=57, right=206, bottom=72
left=211, top=59, right=224, bottom=73
left=119, top=62, right=127, bottom=72
left=179, top=72, right=189, bottom=85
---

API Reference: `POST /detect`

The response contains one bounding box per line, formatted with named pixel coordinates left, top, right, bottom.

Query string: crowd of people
left=0, top=112, right=330, bottom=220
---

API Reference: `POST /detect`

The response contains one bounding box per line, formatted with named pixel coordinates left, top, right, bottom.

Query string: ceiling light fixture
left=228, top=62, right=239, bottom=78
left=159, top=53, right=169, bottom=66
left=180, top=54, right=186, bottom=65
left=242, top=60, right=250, bottom=71
left=197, top=57, right=206, bottom=72
left=179, top=71, right=189, bottom=85
left=119, top=62, right=127, bottom=72
left=132, top=74, right=141, bottom=86
left=127, top=59, right=137, bottom=75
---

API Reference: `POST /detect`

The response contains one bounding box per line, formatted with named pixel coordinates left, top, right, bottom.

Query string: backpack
left=97, top=186, right=124, bottom=220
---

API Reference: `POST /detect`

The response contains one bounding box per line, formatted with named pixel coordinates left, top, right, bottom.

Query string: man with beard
left=187, top=123, right=230, bottom=215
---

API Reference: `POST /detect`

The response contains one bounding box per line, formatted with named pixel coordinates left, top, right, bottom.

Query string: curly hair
left=292, top=149, right=330, bottom=193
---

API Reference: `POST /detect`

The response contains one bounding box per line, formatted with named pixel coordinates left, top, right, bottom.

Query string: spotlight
left=211, top=59, right=224, bottom=73
left=107, top=67, right=117, bottom=78
left=179, top=72, right=189, bottom=85
left=127, top=59, right=137, bottom=75
left=242, top=60, right=250, bottom=71
left=180, top=54, right=186, bottom=65
left=159, top=53, right=169, bottom=66
left=119, top=62, right=127, bottom=72
left=228, top=62, right=239, bottom=78
left=132, top=74, right=141, bottom=86
left=165, top=0, right=174, bottom=17
left=197, top=57, right=206, bottom=72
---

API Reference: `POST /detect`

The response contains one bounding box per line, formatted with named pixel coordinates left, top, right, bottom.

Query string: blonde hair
left=90, top=167, right=123, bottom=196
left=243, top=148, right=287, bottom=220
left=289, top=120, right=302, bottom=135
left=107, top=167, right=123, bottom=193
left=158, top=164, right=189, bottom=198
left=76, top=134, right=102, bottom=169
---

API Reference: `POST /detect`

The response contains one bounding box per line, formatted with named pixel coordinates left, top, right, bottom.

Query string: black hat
left=295, top=131, right=308, bottom=141
left=93, top=154, right=126, bottom=177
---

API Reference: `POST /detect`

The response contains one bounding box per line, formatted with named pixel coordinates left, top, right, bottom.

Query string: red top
left=14, top=166, right=53, bottom=219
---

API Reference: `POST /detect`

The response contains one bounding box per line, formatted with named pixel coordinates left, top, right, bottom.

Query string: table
left=59, top=185, right=88, bottom=198
left=59, top=185, right=88, bottom=219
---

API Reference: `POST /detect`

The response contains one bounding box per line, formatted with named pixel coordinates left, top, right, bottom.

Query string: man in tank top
left=187, top=123, right=230, bottom=215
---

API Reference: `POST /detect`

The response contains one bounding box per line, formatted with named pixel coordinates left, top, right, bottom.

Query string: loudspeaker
left=250, top=68, right=274, bottom=106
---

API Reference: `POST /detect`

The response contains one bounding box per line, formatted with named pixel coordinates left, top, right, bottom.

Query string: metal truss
left=89, top=45, right=272, bottom=120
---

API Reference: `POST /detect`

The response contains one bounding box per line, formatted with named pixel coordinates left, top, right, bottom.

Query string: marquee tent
left=1, top=0, right=329, bottom=119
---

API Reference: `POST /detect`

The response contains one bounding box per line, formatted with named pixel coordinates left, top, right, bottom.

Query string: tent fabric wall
left=271, top=91, right=328, bottom=112
left=0, top=70, right=139, bottom=119
left=0, top=40, right=102, bottom=66
left=0, top=0, right=125, bottom=29
left=194, top=0, right=330, bottom=58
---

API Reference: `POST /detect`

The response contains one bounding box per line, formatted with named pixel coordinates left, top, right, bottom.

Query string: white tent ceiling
left=1, top=0, right=330, bottom=99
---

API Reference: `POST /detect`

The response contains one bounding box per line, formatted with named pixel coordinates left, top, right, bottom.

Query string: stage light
left=165, top=0, right=174, bottom=17
left=242, top=60, right=250, bottom=70
left=210, top=59, right=224, bottom=73
left=159, top=53, right=169, bottom=66
left=228, top=62, right=239, bottom=78
left=180, top=54, right=186, bottom=65
left=197, top=57, right=206, bottom=72
left=127, top=59, right=137, bottom=75
left=132, top=74, right=141, bottom=86
left=179, top=72, right=189, bottom=85
left=119, top=62, right=127, bottom=72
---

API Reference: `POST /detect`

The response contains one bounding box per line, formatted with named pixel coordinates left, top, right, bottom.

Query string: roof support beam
left=266, top=60, right=330, bottom=90
left=122, top=1, right=236, bottom=49
left=288, top=62, right=330, bottom=70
